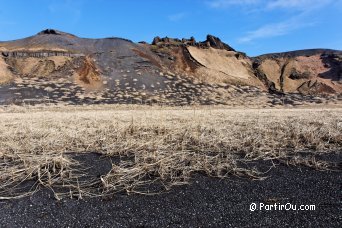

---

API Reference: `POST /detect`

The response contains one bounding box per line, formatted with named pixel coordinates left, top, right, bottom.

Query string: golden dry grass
left=0, top=105, right=341, bottom=199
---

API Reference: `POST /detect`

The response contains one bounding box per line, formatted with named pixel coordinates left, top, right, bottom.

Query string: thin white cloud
left=168, top=12, right=187, bottom=22
left=266, top=0, right=333, bottom=11
left=208, top=0, right=333, bottom=43
left=208, top=0, right=333, bottom=11
left=238, top=17, right=316, bottom=43
left=208, top=0, right=261, bottom=8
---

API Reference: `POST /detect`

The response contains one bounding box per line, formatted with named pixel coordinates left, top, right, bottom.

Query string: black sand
left=0, top=156, right=340, bottom=228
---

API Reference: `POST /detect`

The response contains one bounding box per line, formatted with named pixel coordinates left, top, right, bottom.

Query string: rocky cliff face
left=2, top=51, right=82, bottom=58
left=253, top=51, right=342, bottom=94
left=0, top=29, right=341, bottom=105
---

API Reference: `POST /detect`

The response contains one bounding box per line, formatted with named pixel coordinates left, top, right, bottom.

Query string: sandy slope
left=187, top=46, right=252, bottom=80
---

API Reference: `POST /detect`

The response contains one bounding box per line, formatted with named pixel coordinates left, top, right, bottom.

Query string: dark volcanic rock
left=205, top=34, right=236, bottom=51
left=319, top=53, right=342, bottom=82
left=298, top=80, right=336, bottom=95
left=36, top=29, right=77, bottom=38
left=151, top=34, right=236, bottom=51
left=152, top=36, right=161, bottom=45
left=38, top=29, right=60, bottom=35
left=289, top=70, right=311, bottom=80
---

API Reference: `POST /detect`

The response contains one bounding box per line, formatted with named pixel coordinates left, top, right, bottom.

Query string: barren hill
left=0, top=29, right=341, bottom=105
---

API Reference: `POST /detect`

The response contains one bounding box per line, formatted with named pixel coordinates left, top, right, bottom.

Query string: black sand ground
left=0, top=155, right=340, bottom=228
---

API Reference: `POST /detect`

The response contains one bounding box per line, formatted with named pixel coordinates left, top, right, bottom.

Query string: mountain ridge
left=0, top=29, right=341, bottom=105
left=1, top=29, right=340, bottom=56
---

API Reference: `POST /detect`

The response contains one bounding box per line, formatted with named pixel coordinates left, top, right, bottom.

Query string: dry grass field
left=0, top=105, right=341, bottom=199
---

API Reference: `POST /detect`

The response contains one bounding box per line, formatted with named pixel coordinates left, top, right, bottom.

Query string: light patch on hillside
left=187, top=47, right=252, bottom=80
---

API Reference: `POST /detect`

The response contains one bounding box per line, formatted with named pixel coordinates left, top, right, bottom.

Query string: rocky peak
left=151, top=34, right=235, bottom=51
left=38, top=29, right=62, bottom=35
left=37, top=29, right=77, bottom=37
left=205, top=35, right=235, bottom=52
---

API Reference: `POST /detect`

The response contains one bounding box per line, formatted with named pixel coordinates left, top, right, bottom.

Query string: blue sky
left=0, top=0, right=341, bottom=56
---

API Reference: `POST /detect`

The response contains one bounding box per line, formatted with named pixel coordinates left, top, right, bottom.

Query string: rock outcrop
left=205, top=35, right=235, bottom=51
left=37, top=29, right=77, bottom=38
left=38, top=29, right=61, bottom=35
left=151, top=34, right=235, bottom=51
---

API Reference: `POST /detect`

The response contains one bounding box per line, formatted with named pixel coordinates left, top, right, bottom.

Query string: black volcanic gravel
left=0, top=157, right=341, bottom=227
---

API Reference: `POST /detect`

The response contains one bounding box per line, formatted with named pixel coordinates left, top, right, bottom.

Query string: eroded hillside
left=254, top=50, right=342, bottom=95
left=0, top=29, right=341, bottom=106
